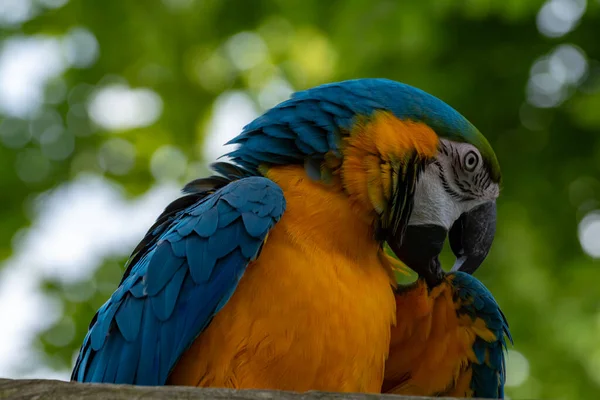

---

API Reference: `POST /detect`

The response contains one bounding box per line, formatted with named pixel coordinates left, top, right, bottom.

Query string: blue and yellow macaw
left=72, top=79, right=510, bottom=396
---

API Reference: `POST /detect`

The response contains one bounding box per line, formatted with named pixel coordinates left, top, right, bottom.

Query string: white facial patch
left=408, top=139, right=498, bottom=229
left=408, top=165, right=465, bottom=229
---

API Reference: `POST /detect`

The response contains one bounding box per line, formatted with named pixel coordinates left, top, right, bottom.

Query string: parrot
left=71, top=78, right=508, bottom=394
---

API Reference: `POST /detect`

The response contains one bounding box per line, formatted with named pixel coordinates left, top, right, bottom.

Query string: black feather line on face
left=436, top=160, right=478, bottom=202
left=387, top=153, right=424, bottom=245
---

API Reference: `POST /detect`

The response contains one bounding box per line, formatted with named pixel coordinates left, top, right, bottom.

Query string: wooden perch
left=0, top=378, right=472, bottom=400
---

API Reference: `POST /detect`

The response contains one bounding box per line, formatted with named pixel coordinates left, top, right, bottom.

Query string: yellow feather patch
left=340, top=111, right=439, bottom=221
left=380, top=162, right=393, bottom=200
left=365, top=155, right=386, bottom=214
left=385, top=254, right=411, bottom=276
left=350, top=111, right=439, bottom=161
left=471, top=318, right=498, bottom=343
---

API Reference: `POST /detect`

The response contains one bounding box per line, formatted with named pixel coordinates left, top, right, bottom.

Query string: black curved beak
left=387, top=224, right=447, bottom=288
left=448, top=200, right=497, bottom=274
left=386, top=200, right=497, bottom=286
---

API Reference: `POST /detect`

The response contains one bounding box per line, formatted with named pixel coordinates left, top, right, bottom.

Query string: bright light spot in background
left=162, top=0, right=195, bottom=11
left=0, top=36, right=67, bottom=117
left=62, top=27, right=99, bottom=68
left=24, top=174, right=179, bottom=282
left=225, top=32, right=269, bottom=71
left=527, top=44, right=588, bottom=108
left=98, top=138, right=136, bottom=175
left=549, top=45, right=588, bottom=85
left=257, top=77, right=294, bottom=111
left=537, top=0, right=586, bottom=38
left=150, top=145, right=188, bottom=182
left=579, top=211, right=600, bottom=258
left=192, top=50, right=235, bottom=93
left=38, top=0, right=70, bottom=8
left=87, top=84, right=163, bottom=131
left=0, top=0, right=34, bottom=27
left=0, top=25, right=97, bottom=118
left=203, top=91, right=258, bottom=163
left=40, top=125, right=75, bottom=161
left=0, top=0, right=69, bottom=27
left=289, top=29, right=337, bottom=86
left=0, top=265, right=64, bottom=379
left=0, top=174, right=180, bottom=379
left=505, top=350, right=530, bottom=387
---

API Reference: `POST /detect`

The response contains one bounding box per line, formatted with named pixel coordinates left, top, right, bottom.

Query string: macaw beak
left=448, top=200, right=497, bottom=274
left=386, top=200, right=497, bottom=286
left=386, top=224, right=447, bottom=287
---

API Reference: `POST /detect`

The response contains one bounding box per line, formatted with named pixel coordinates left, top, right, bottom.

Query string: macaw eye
left=464, top=151, right=479, bottom=172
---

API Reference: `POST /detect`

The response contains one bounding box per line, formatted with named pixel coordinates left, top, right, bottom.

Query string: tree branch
left=0, top=378, right=468, bottom=400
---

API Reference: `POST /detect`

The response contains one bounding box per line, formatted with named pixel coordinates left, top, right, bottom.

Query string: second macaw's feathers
left=384, top=272, right=512, bottom=399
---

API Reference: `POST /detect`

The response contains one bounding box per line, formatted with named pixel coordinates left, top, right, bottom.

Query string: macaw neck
left=264, top=165, right=379, bottom=259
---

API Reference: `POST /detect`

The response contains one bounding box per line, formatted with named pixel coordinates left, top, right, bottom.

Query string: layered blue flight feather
left=226, top=78, right=479, bottom=174
left=71, top=176, right=286, bottom=385
left=449, top=271, right=513, bottom=399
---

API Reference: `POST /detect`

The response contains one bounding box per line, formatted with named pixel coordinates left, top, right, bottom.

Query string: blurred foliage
left=1, top=0, right=600, bottom=398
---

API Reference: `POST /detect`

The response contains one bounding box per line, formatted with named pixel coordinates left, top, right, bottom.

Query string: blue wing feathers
left=262, top=125, right=297, bottom=139
left=472, top=339, right=488, bottom=368
left=194, top=207, right=219, bottom=237
left=207, top=224, right=241, bottom=258
left=90, top=302, right=118, bottom=351
left=115, top=336, right=139, bottom=383
left=151, top=265, right=186, bottom=321
left=450, top=271, right=511, bottom=398
left=135, top=301, right=160, bottom=385
left=115, top=295, right=144, bottom=341
left=128, top=277, right=146, bottom=298
left=72, top=176, right=286, bottom=385
left=175, top=215, right=198, bottom=236
left=216, top=198, right=242, bottom=228
left=185, top=235, right=211, bottom=282
left=88, top=343, right=108, bottom=382
left=102, top=335, right=121, bottom=383
left=75, top=342, right=91, bottom=381
left=242, top=211, right=273, bottom=238
left=145, top=242, right=184, bottom=296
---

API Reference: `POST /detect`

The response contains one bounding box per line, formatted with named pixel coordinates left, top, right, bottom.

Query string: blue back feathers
left=72, top=174, right=285, bottom=385
left=226, top=79, right=497, bottom=179
left=449, top=271, right=513, bottom=399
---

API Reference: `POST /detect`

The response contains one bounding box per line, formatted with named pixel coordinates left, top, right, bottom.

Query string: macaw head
left=386, top=133, right=500, bottom=286
left=225, top=78, right=500, bottom=286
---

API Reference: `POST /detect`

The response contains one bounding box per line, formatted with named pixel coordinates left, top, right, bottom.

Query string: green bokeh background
left=1, top=0, right=600, bottom=398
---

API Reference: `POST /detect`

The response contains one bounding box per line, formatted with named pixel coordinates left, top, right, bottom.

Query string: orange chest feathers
left=168, top=166, right=397, bottom=393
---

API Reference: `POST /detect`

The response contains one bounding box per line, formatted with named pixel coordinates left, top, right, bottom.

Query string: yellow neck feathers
left=264, top=165, right=379, bottom=259
left=341, top=111, right=439, bottom=221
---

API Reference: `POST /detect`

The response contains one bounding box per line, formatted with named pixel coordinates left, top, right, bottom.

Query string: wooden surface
left=0, top=379, right=471, bottom=400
